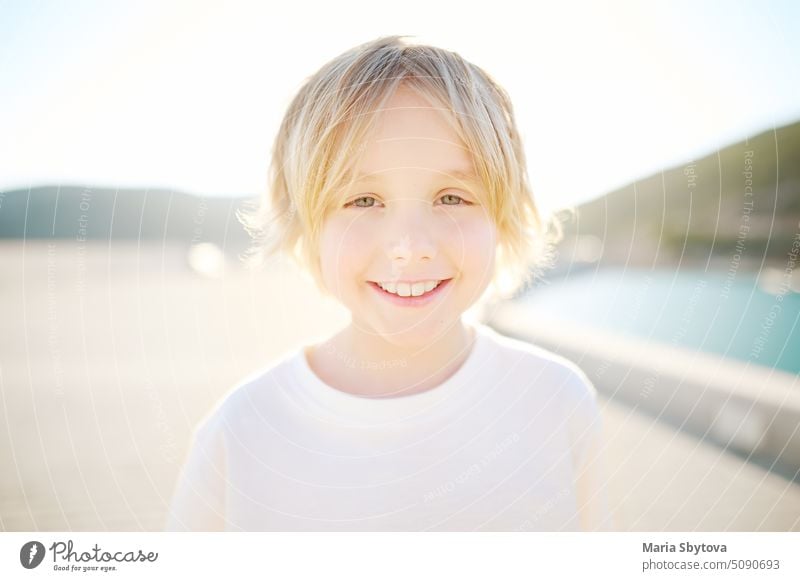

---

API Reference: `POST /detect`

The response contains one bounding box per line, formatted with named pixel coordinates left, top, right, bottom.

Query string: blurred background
left=1, top=0, right=799, bottom=531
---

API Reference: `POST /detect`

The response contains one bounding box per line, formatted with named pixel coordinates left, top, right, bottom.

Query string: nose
left=383, top=201, right=437, bottom=269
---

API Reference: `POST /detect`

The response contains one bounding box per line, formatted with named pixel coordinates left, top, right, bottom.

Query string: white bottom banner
left=1, top=532, right=797, bottom=580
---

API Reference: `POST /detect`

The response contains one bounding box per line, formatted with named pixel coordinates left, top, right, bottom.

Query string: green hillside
left=561, top=120, right=800, bottom=270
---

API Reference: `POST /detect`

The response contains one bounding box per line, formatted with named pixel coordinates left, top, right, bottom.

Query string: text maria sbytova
left=643, top=542, right=727, bottom=555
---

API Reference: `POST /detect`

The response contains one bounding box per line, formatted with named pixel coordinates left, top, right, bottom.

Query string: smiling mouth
left=371, top=279, right=447, bottom=297
left=366, top=278, right=453, bottom=303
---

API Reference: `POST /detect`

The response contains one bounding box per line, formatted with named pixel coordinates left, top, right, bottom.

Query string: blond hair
left=237, top=36, right=561, bottom=301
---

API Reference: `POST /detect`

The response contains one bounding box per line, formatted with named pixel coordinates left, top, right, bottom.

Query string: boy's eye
left=439, top=193, right=468, bottom=206
left=344, top=195, right=380, bottom=208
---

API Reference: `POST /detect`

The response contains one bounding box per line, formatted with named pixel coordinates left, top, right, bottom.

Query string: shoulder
left=479, top=324, right=598, bottom=405
left=196, top=349, right=303, bottom=434
left=480, top=325, right=603, bottom=466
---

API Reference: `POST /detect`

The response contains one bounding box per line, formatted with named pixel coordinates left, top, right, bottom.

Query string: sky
left=1, top=0, right=799, bottom=211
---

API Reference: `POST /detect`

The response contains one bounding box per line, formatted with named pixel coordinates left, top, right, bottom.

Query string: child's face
left=317, top=85, right=497, bottom=346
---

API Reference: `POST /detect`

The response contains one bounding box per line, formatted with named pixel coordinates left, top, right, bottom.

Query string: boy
left=166, top=36, right=612, bottom=531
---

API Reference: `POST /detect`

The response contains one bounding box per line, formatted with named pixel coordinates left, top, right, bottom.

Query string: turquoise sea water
left=519, top=268, right=800, bottom=375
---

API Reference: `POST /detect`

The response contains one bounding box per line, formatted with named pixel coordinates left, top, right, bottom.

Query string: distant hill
left=0, top=186, right=251, bottom=252
left=559, top=120, right=800, bottom=270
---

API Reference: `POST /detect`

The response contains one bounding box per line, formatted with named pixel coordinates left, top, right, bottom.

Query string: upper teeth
left=377, top=280, right=442, bottom=297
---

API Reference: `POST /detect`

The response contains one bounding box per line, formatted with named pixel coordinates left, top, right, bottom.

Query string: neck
left=310, top=319, right=476, bottom=398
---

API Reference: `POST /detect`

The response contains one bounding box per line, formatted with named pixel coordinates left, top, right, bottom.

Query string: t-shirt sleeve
left=164, top=411, right=228, bottom=531
left=567, top=369, right=614, bottom=532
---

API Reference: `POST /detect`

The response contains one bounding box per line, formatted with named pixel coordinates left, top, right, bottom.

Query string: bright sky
left=2, top=0, right=799, bottom=210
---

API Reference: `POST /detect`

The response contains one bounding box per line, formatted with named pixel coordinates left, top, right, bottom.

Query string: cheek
left=442, top=213, right=497, bottom=270
left=318, top=214, right=374, bottom=284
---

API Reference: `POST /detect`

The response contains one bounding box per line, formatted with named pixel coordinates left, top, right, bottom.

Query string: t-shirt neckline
left=288, top=322, right=493, bottom=424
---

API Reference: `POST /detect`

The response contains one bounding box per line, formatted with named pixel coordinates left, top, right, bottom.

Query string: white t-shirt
left=165, top=323, right=613, bottom=531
